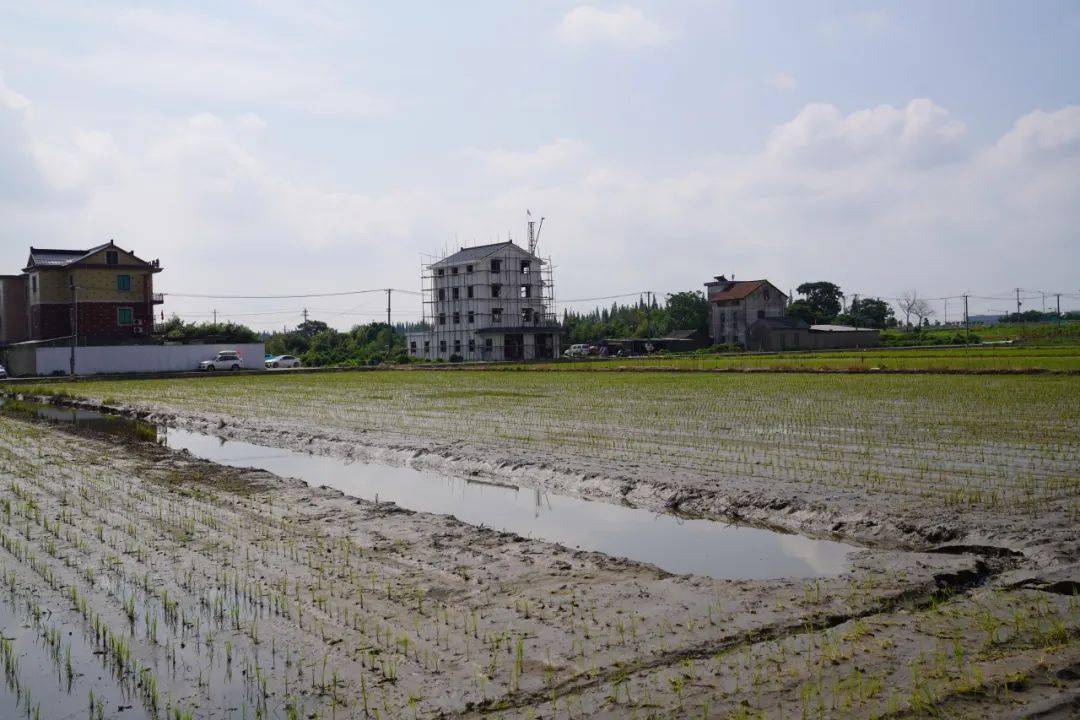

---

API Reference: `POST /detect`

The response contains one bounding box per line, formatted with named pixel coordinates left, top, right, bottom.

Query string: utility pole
left=1015, top=288, right=1022, bottom=318
left=302, top=308, right=308, bottom=324
left=69, top=279, right=78, bottom=376
left=386, top=288, right=392, bottom=362
left=1056, top=293, right=1062, bottom=323
left=943, top=297, right=947, bottom=325
left=963, top=294, right=970, bottom=343
left=213, top=308, right=218, bottom=325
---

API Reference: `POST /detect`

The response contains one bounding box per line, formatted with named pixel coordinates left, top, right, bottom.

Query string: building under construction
left=408, top=219, right=560, bottom=362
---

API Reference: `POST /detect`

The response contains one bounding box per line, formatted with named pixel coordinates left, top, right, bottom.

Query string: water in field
left=3, top=399, right=855, bottom=580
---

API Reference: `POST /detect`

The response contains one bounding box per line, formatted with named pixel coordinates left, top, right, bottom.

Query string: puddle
left=2, top=399, right=856, bottom=580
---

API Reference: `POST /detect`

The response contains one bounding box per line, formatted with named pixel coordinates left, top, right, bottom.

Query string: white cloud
left=464, top=138, right=590, bottom=179
left=557, top=6, right=669, bottom=49
left=767, top=99, right=967, bottom=168
left=767, top=73, right=796, bottom=92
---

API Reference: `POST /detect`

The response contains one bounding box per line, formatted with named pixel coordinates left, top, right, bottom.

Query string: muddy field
left=2, top=371, right=1078, bottom=717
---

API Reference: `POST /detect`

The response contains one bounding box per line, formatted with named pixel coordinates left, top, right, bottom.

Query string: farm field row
left=15, top=371, right=1080, bottom=555
left=529, top=345, right=1080, bottom=372
left=1, top=414, right=1077, bottom=718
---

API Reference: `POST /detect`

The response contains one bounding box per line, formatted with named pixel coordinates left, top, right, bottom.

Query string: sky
left=1, top=0, right=1078, bottom=329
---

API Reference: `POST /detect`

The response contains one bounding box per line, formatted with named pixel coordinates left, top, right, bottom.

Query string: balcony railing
left=151, top=293, right=165, bottom=304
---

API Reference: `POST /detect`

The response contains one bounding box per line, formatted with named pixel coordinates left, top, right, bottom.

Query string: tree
left=786, top=299, right=817, bottom=325
left=664, top=291, right=709, bottom=336
left=848, top=296, right=896, bottom=328
left=795, top=282, right=843, bottom=324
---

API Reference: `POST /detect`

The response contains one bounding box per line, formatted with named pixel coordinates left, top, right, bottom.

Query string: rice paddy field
left=2, top=369, right=1079, bottom=717
left=528, top=344, right=1080, bottom=372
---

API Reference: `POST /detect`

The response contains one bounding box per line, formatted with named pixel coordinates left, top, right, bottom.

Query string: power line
left=164, top=287, right=421, bottom=299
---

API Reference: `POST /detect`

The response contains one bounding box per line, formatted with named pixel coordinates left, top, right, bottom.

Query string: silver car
left=198, top=350, right=243, bottom=371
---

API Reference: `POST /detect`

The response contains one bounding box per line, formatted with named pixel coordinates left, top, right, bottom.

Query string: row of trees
left=562, top=291, right=710, bottom=344
left=263, top=319, right=410, bottom=366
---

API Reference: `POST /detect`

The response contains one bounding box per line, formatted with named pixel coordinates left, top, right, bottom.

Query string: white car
left=0, top=364, right=7, bottom=379
left=265, top=354, right=301, bottom=369
left=563, top=344, right=590, bottom=358
left=198, top=350, right=243, bottom=371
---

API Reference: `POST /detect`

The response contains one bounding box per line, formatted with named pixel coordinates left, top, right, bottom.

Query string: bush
left=449, top=354, right=463, bottom=363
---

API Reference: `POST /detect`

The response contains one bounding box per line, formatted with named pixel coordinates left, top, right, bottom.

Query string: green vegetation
left=158, top=316, right=260, bottom=344
left=264, top=319, right=409, bottom=367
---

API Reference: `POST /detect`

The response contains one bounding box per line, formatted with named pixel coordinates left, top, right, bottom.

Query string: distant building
left=2, top=241, right=164, bottom=344
left=704, top=276, right=788, bottom=346
left=408, top=240, right=560, bottom=361
left=747, top=319, right=880, bottom=351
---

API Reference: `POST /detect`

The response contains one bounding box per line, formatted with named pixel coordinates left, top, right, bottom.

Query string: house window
left=453, top=312, right=460, bottom=324
left=454, top=339, right=461, bottom=354
left=492, top=308, right=502, bottom=323
left=451, top=267, right=459, bottom=275
left=520, top=285, right=531, bottom=299
left=467, top=311, right=475, bottom=324
left=31, top=275, right=37, bottom=293
left=490, top=259, right=501, bottom=273
left=485, top=338, right=493, bottom=351
left=764, top=289, right=770, bottom=300
left=468, top=339, right=476, bottom=352
left=466, top=264, right=473, bottom=272
left=117, top=307, right=134, bottom=326
left=452, top=287, right=460, bottom=300
left=757, top=310, right=765, bottom=319
left=467, top=285, right=474, bottom=299
left=424, top=340, right=430, bottom=353
left=106, top=250, right=119, bottom=265
left=522, top=308, right=534, bottom=323
left=439, top=340, right=447, bottom=353
left=117, top=274, right=132, bottom=292
left=438, top=313, right=446, bottom=326
left=438, top=288, right=446, bottom=301
left=437, top=268, right=445, bottom=276
left=491, top=283, right=502, bottom=298
left=409, top=341, right=417, bottom=353
left=521, top=260, right=531, bottom=274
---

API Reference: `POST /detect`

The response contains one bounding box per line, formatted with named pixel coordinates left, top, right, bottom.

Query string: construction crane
left=526, top=210, right=545, bottom=256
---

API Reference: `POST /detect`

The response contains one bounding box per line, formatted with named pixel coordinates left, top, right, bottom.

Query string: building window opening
left=454, top=339, right=462, bottom=354
left=491, top=283, right=502, bottom=298
left=438, top=313, right=446, bottom=326
left=467, top=285, right=474, bottom=299
left=117, top=307, right=134, bottom=326
left=437, top=268, right=445, bottom=276
left=492, top=308, right=502, bottom=323
left=439, top=340, right=447, bottom=354
left=438, top=288, right=445, bottom=301
left=31, top=275, right=37, bottom=293
left=520, top=285, right=531, bottom=299
left=468, top=339, right=476, bottom=352
left=106, top=250, right=119, bottom=265
left=117, top=274, right=132, bottom=292
left=453, top=312, right=460, bottom=324
left=521, top=260, right=531, bottom=274
left=451, top=267, right=459, bottom=275
left=409, top=341, right=417, bottom=353
left=757, top=309, right=765, bottom=319
left=452, top=287, right=460, bottom=300
left=423, top=340, right=430, bottom=353
left=485, top=338, right=493, bottom=351
left=467, top=310, right=475, bottom=324
left=466, top=264, right=473, bottom=272
left=490, top=259, right=501, bottom=273
left=522, top=308, right=534, bottom=323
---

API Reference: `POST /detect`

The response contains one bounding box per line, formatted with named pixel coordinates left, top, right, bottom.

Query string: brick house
left=14, top=241, right=164, bottom=342
left=704, top=275, right=788, bottom=346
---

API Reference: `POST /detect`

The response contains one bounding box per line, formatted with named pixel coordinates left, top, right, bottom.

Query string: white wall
left=15, top=343, right=265, bottom=376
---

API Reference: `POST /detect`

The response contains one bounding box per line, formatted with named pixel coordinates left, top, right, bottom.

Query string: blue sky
left=2, top=1, right=1078, bottom=327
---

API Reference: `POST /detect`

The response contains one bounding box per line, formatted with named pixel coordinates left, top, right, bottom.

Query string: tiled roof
left=706, top=279, right=766, bottom=301
left=27, top=242, right=113, bottom=268
left=430, top=241, right=532, bottom=268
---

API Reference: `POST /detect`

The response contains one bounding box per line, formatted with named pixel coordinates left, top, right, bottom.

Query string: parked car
left=0, top=364, right=7, bottom=379
left=265, top=354, right=301, bottom=369
left=563, top=344, right=590, bottom=358
left=198, top=350, right=243, bottom=371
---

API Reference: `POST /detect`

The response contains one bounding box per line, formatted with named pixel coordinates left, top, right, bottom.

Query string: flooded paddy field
left=2, top=370, right=1079, bottom=717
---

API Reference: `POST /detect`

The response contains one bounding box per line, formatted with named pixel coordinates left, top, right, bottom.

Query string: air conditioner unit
left=133, top=326, right=144, bottom=336
left=134, top=319, right=143, bottom=326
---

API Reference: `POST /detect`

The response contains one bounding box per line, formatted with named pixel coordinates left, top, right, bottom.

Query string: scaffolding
left=411, top=240, right=559, bottom=361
